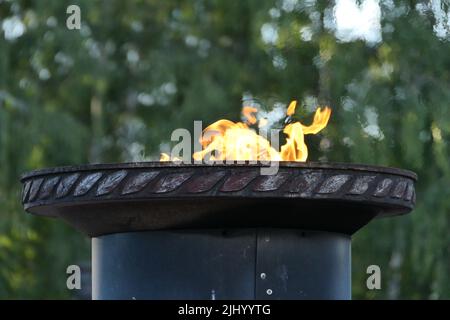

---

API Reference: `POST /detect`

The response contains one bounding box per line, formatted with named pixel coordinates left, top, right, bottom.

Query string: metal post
left=92, top=229, right=351, bottom=300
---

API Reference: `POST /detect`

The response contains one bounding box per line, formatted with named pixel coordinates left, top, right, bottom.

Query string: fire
left=161, top=100, right=331, bottom=162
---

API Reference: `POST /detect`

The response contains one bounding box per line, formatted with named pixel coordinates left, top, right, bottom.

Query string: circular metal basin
left=20, top=161, right=417, bottom=236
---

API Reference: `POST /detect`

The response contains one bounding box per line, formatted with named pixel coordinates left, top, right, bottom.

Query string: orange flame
left=161, top=100, right=331, bottom=162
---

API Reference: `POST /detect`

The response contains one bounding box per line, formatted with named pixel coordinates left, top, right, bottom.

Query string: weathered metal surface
left=317, top=174, right=350, bottom=194
left=186, top=171, right=227, bottom=193
left=96, top=170, right=127, bottom=196
left=92, top=229, right=256, bottom=300
left=28, top=178, right=43, bottom=202
left=153, top=172, right=193, bottom=193
left=347, top=175, right=376, bottom=195
left=39, top=176, right=60, bottom=199
left=255, top=229, right=350, bottom=300
left=220, top=170, right=260, bottom=192
left=56, top=173, right=80, bottom=198
left=122, top=171, right=159, bottom=195
left=74, top=172, right=103, bottom=197
left=253, top=172, right=291, bottom=191
left=20, top=161, right=417, bottom=236
left=92, top=229, right=350, bottom=300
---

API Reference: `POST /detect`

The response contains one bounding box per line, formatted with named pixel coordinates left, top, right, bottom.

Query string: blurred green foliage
left=0, top=0, right=449, bottom=299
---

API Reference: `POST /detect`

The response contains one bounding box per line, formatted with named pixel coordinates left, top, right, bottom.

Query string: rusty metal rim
left=23, top=195, right=413, bottom=214
left=20, top=162, right=417, bottom=236
left=21, top=161, right=417, bottom=181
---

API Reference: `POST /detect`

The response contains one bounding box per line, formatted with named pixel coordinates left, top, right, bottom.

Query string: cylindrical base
left=92, top=229, right=351, bottom=300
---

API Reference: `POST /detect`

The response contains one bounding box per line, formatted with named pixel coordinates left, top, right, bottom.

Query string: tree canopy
left=0, top=0, right=449, bottom=299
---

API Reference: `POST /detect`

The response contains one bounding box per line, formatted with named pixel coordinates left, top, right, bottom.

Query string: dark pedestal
left=92, top=229, right=351, bottom=300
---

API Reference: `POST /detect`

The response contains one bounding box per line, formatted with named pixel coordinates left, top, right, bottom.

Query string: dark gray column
left=92, top=229, right=350, bottom=300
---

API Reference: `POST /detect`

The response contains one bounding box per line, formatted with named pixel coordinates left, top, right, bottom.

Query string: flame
left=242, top=106, right=258, bottom=125
left=160, top=153, right=181, bottom=162
left=286, top=100, right=297, bottom=116
left=160, top=100, right=331, bottom=162
left=160, top=153, right=170, bottom=161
